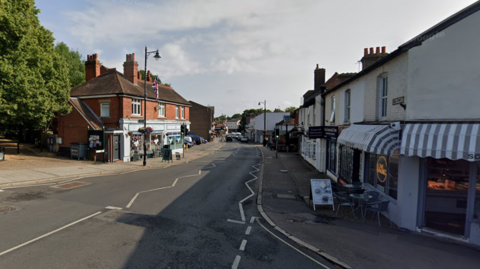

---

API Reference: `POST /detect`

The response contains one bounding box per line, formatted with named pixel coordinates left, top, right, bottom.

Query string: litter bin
left=70, top=143, right=87, bottom=160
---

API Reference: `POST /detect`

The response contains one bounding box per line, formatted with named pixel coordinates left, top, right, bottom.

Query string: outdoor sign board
left=308, top=126, right=324, bottom=139
left=310, top=179, right=334, bottom=211
left=323, top=126, right=338, bottom=139
left=87, top=130, right=105, bottom=150
left=283, top=115, right=291, bottom=122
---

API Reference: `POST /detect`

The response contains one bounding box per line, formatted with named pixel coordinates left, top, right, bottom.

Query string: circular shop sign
left=376, top=156, right=388, bottom=183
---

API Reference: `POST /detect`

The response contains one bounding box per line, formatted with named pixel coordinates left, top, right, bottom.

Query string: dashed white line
left=227, top=219, right=245, bottom=225
left=239, top=239, right=247, bottom=251
left=245, top=226, right=252, bottom=235
left=231, top=255, right=241, bottom=269
left=105, top=206, right=122, bottom=210
left=0, top=211, right=102, bottom=257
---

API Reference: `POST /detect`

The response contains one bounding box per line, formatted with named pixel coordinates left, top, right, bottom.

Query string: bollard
left=0, top=146, right=5, bottom=161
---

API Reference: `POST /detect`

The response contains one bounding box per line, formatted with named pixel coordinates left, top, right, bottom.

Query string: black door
left=113, top=135, right=120, bottom=161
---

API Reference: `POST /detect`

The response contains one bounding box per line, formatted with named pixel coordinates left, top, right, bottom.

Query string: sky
left=35, top=0, right=477, bottom=117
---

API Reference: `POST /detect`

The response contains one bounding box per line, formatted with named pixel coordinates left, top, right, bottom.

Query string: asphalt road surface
left=0, top=140, right=335, bottom=269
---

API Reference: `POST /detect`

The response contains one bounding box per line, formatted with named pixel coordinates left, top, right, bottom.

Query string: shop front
left=401, top=123, right=480, bottom=244
left=324, top=126, right=338, bottom=177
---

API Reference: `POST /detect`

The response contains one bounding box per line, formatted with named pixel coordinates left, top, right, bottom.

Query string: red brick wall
left=56, top=103, right=89, bottom=147
left=82, top=97, right=120, bottom=129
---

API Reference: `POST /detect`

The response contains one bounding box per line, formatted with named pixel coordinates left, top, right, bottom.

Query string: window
left=339, top=145, right=354, bottom=181
left=132, top=99, right=141, bottom=116
left=366, top=150, right=398, bottom=199
left=329, top=96, right=335, bottom=123
left=313, top=104, right=316, bottom=124
left=345, top=90, right=351, bottom=123
left=100, top=103, right=110, bottom=117
left=378, top=76, right=388, bottom=119
left=326, top=139, right=337, bottom=173
left=181, top=106, right=184, bottom=119
left=175, top=106, right=179, bottom=118
left=158, top=103, right=165, bottom=117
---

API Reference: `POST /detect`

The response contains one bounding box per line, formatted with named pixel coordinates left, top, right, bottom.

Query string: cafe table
left=344, top=184, right=363, bottom=189
left=349, top=193, right=372, bottom=221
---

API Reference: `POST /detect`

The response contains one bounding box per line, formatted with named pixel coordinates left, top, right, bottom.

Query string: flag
left=152, top=76, right=159, bottom=100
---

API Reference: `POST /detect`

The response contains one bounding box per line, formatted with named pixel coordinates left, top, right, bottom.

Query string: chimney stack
left=146, top=70, right=151, bottom=82
left=314, top=64, right=326, bottom=92
left=123, top=53, right=138, bottom=85
left=360, top=46, right=388, bottom=70
left=85, top=53, right=101, bottom=82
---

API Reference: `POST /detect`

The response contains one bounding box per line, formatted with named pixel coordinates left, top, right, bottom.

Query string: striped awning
left=338, top=124, right=400, bottom=156
left=401, top=123, right=480, bottom=161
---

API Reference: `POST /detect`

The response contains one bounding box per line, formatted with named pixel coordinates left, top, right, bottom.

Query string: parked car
left=190, top=135, right=202, bottom=145
left=226, top=135, right=232, bottom=142
left=240, top=136, right=248, bottom=143
left=184, top=136, right=194, bottom=148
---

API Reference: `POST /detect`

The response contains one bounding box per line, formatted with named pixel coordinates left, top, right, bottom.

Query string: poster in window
left=87, top=130, right=105, bottom=150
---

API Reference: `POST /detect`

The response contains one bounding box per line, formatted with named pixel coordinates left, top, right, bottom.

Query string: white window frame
left=181, top=106, right=184, bottom=119
left=175, top=106, right=179, bottom=119
left=378, top=76, right=388, bottom=120
left=132, top=99, right=141, bottom=116
left=329, top=95, right=335, bottom=123
left=158, top=103, right=165, bottom=117
left=345, top=90, right=351, bottom=123
left=100, top=102, right=110, bottom=118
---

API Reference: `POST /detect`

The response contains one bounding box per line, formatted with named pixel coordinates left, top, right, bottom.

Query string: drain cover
left=53, top=181, right=90, bottom=189
left=0, top=206, right=17, bottom=213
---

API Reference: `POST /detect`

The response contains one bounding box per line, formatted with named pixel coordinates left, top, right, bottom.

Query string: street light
left=258, top=100, right=266, bottom=146
left=143, top=46, right=161, bottom=166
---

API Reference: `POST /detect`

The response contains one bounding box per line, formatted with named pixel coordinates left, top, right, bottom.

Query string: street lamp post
left=258, top=100, right=266, bottom=146
left=143, top=46, right=161, bottom=166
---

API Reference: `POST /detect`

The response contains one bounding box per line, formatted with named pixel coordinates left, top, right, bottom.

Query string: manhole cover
left=0, top=206, right=17, bottom=213
left=53, top=181, right=90, bottom=189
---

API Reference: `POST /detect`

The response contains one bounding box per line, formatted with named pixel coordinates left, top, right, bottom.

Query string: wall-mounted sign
left=308, top=126, right=324, bottom=139
left=323, top=126, right=338, bottom=139
left=376, top=156, right=388, bottom=183
left=87, top=130, right=105, bottom=150
left=283, top=115, right=291, bottom=122
left=392, top=96, right=405, bottom=105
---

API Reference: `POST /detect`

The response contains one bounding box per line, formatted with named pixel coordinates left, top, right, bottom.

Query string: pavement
left=1, top=137, right=480, bottom=268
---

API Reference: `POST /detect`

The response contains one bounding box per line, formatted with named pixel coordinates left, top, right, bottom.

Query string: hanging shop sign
left=323, top=126, right=338, bottom=139
left=376, top=156, right=388, bottom=183
left=308, top=126, right=324, bottom=139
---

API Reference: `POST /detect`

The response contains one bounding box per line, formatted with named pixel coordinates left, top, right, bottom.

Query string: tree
left=284, top=106, right=297, bottom=117
left=54, top=42, right=85, bottom=87
left=0, top=0, right=71, bottom=151
left=231, top=113, right=242, bottom=119
left=139, top=70, right=158, bottom=82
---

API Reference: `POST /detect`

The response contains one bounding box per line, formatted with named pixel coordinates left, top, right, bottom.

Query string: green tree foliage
left=0, top=0, right=71, bottom=133
left=231, top=113, right=242, bottom=119
left=54, top=42, right=85, bottom=87
left=139, top=70, right=158, bottom=82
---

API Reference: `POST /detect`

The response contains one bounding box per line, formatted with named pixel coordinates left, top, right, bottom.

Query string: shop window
left=475, top=163, right=480, bottom=220
left=132, top=99, right=141, bottom=116
left=426, top=158, right=470, bottom=192
left=100, top=103, right=110, bottom=118
left=326, top=139, right=337, bottom=173
left=366, top=150, right=398, bottom=199
left=158, top=103, right=165, bottom=117
left=339, top=145, right=354, bottom=182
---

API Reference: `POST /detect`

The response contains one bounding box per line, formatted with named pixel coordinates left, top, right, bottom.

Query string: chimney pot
left=382, top=46, right=386, bottom=54
left=376, top=47, right=380, bottom=54
left=364, top=48, right=368, bottom=56
left=123, top=52, right=138, bottom=85
left=369, top=47, right=374, bottom=54
left=85, top=53, right=100, bottom=81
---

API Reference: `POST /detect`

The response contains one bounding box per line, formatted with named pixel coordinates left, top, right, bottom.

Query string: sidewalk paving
left=257, top=145, right=480, bottom=269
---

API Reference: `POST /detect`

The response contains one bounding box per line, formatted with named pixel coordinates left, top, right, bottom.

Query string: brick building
left=54, top=53, right=191, bottom=162
left=188, top=101, right=214, bottom=142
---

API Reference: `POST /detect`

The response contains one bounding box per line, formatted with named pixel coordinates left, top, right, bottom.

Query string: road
left=0, top=140, right=335, bottom=269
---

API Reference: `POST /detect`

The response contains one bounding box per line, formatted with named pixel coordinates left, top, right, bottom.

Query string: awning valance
left=338, top=124, right=400, bottom=156
left=401, top=123, right=480, bottom=161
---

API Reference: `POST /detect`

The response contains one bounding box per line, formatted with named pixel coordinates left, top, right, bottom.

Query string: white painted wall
left=254, top=112, right=290, bottom=131
left=397, top=156, right=421, bottom=230
left=407, top=11, right=480, bottom=120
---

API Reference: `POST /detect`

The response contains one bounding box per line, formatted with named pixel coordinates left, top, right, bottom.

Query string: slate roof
left=70, top=69, right=190, bottom=106
left=69, top=98, right=104, bottom=130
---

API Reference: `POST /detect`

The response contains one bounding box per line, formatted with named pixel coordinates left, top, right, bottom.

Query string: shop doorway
left=113, top=135, right=120, bottom=161
left=422, top=158, right=469, bottom=236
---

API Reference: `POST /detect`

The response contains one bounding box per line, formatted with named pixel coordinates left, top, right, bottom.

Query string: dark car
left=190, top=135, right=202, bottom=145
left=226, top=135, right=232, bottom=142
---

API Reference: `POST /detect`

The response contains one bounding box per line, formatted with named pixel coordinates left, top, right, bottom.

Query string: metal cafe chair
left=362, top=191, right=381, bottom=222
left=364, top=200, right=391, bottom=227
left=333, top=192, right=356, bottom=218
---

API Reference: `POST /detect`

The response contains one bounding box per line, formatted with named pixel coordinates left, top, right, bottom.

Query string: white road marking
left=231, top=255, right=241, bottom=269
left=0, top=211, right=102, bottom=257
left=105, top=206, right=122, bottom=210
left=245, top=226, right=252, bottom=235
left=238, top=203, right=246, bottom=222
left=239, top=239, right=247, bottom=251
left=236, top=163, right=260, bottom=222
left=0, top=189, right=4, bottom=192
left=250, top=216, right=256, bottom=224
left=256, top=218, right=331, bottom=269
left=126, top=193, right=140, bottom=208
left=227, top=219, right=245, bottom=225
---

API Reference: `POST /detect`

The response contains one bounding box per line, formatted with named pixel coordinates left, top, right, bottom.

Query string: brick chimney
left=146, top=70, right=151, bottom=82
left=314, top=64, right=326, bottom=92
left=361, top=46, right=388, bottom=70
left=85, top=54, right=100, bottom=82
left=123, top=53, right=138, bottom=84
